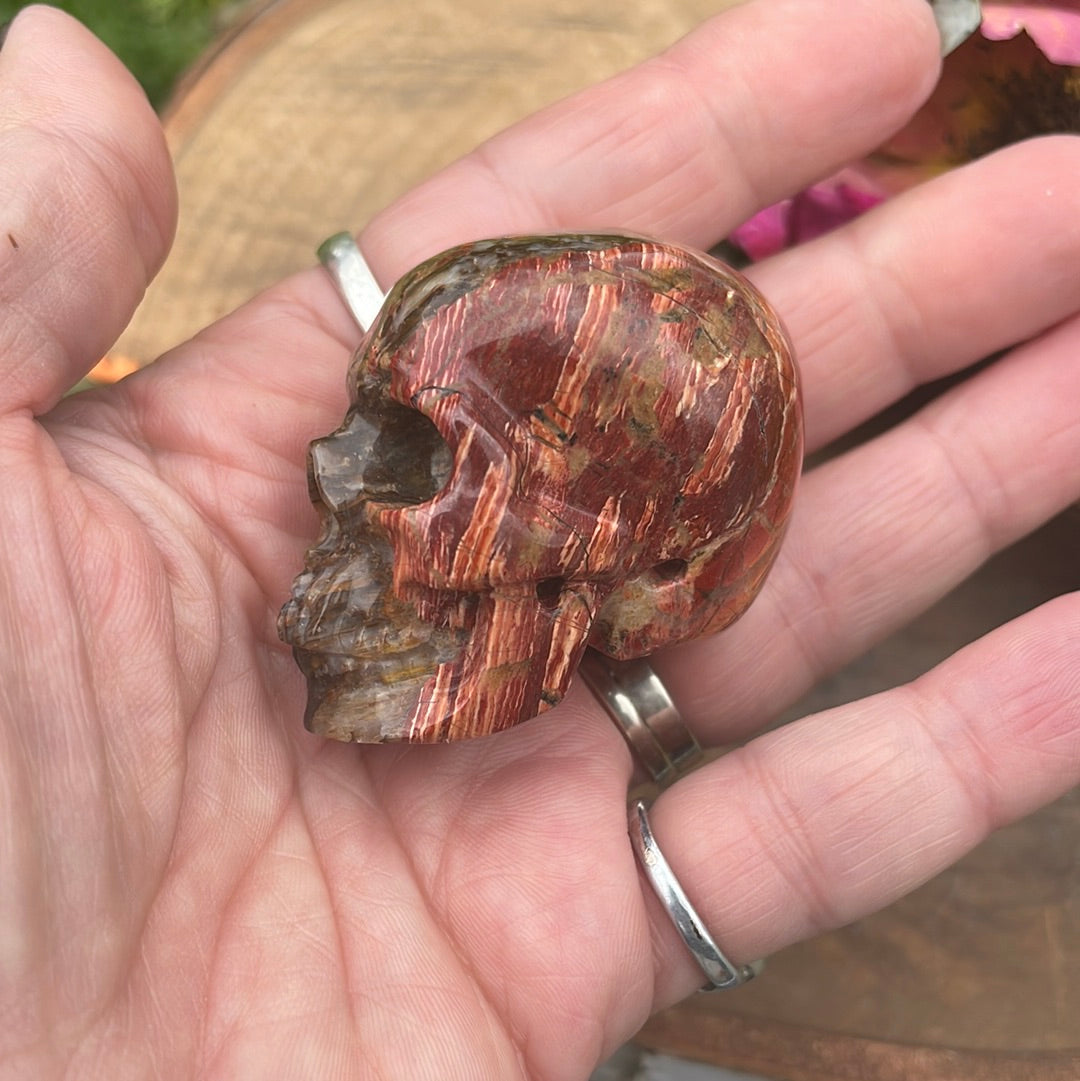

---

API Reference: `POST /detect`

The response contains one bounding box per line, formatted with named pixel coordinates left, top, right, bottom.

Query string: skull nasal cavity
left=362, top=399, right=452, bottom=505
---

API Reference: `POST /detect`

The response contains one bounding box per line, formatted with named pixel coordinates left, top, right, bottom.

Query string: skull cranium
left=279, top=234, right=801, bottom=742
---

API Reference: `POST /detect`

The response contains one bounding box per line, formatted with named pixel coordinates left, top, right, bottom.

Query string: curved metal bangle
left=579, top=652, right=702, bottom=788
left=629, top=798, right=763, bottom=991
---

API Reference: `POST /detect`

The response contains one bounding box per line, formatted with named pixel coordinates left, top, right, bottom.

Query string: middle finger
left=657, top=305, right=1080, bottom=742
left=754, top=136, right=1080, bottom=452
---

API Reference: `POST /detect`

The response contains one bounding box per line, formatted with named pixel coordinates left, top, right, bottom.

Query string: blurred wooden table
left=123, top=1, right=1080, bottom=1075
left=640, top=505, right=1080, bottom=1080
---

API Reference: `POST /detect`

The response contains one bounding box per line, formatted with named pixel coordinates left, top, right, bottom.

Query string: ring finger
left=640, top=592, right=1080, bottom=1007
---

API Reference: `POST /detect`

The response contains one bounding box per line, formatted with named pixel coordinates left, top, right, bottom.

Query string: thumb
left=0, top=5, right=176, bottom=415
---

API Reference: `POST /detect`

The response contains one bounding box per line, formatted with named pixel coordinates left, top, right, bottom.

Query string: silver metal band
left=579, top=652, right=702, bottom=788
left=629, top=798, right=763, bottom=991
left=318, top=231, right=385, bottom=333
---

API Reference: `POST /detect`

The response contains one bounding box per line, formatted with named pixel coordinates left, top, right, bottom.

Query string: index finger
left=361, top=0, right=940, bottom=283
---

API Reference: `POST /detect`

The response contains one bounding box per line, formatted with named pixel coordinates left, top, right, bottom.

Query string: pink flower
left=730, top=3, right=1080, bottom=259
left=729, top=174, right=886, bottom=261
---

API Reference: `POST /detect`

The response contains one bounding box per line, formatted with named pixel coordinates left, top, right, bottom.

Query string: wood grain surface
left=117, top=0, right=730, bottom=362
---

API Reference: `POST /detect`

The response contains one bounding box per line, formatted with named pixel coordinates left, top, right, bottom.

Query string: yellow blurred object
left=87, top=353, right=141, bottom=384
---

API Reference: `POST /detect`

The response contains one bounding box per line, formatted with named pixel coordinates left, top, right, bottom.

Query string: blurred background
left=0, top=0, right=239, bottom=106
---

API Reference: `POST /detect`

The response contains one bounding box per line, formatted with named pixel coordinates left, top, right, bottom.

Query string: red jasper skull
left=279, top=234, right=801, bottom=742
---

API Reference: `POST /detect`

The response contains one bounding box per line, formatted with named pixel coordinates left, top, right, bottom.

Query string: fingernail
left=927, top=0, right=982, bottom=56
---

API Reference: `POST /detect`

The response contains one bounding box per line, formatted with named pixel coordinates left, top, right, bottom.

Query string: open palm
left=3, top=4, right=1078, bottom=1079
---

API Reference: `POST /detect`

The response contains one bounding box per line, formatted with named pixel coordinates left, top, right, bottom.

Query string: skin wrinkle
left=0, top=650, right=48, bottom=1062
left=814, top=759, right=938, bottom=888
left=44, top=399, right=159, bottom=476
left=123, top=637, right=277, bottom=1074
left=635, top=871, right=669, bottom=1009
left=438, top=878, right=565, bottom=1081
left=87, top=120, right=176, bottom=277
left=45, top=670, right=178, bottom=1076
left=833, top=223, right=931, bottom=396
left=580, top=77, right=747, bottom=240
left=61, top=130, right=161, bottom=285
left=95, top=695, right=163, bottom=1051
left=412, top=917, right=526, bottom=1074
left=0, top=294, right=70, bottom=409
left=69, top=448, right=220, bottom=720
left=913, top=597, right=1080, bottom=817
left=909, top=410, right=1003, bottom=560
left=1039, top=384, right=1080, bottom=468
left=134, top=939, right=170, bottom=1081
left=300, top=748, right=526, bottom=1080
left=14, top=524, right=113, bottom=1056
left=404, top=778, right=534, bottom=1075
left=465, top=138, right=550, bottom=237
left=917, top=322, right=1080, bottom=541
left=162, top=461, right=285, bottom=629
left=905, top=679, right=1001, bottom=841
left=845, top=218, right=948, bottom=389
left=640, top=55, right=758, bottom=239
left=1011, top=619, right=1080, bottom=769
left=752, top=540, right=838, bottom=696
left=736, top=743, right=852, bottom=935
left=197, top=787, right=298, bottom=1072
left=292, top=788, right=363, bottom=1070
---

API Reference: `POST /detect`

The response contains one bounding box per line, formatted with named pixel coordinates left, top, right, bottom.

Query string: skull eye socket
left=651, top=558, right=689, bottom=582
left=309, top=393, right=452, bottom=518
left=362, top=398, right=452, bottom=505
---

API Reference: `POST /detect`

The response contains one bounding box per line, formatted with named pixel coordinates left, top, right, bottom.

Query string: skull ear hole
left=535, top=577, right=566, bottom=609
left=651, top=558, right=689, bottom=582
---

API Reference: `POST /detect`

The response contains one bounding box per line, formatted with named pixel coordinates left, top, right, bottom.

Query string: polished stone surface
left=280, top=235, right=801, bottom=741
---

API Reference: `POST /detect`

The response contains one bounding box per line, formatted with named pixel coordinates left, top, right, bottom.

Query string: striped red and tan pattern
left=279, top=235, right=802, bottom=742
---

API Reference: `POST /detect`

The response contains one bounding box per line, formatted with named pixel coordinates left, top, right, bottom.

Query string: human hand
left=2, top=2, right=1078, bottom=1078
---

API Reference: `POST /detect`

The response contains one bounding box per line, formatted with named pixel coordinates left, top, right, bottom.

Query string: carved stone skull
left=279, top=234, right=801, bottom=742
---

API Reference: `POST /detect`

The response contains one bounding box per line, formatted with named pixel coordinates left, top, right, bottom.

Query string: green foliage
left=0, top=0, right=236, bottom=107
